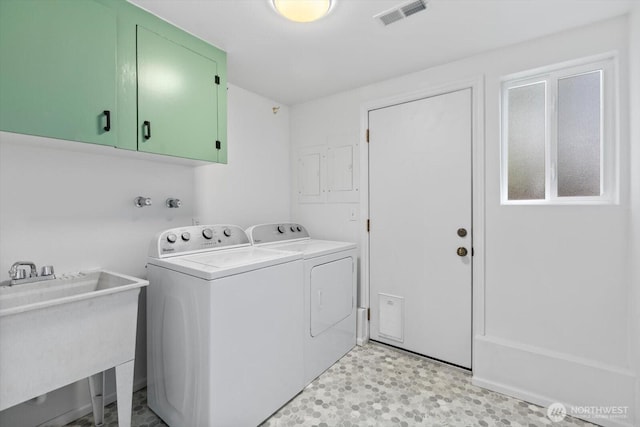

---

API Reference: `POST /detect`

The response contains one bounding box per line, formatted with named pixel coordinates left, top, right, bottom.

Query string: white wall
left=628, top=4, right=640, bottom=422
left=290, top=15, right=637, bottom=427
left=290, top=92, right=362, bottom=244
left=0, top=84, right=290, bottom=426
left=194, top=84, right=291, bottom=227
left=0, top=133, right=194, bottom=426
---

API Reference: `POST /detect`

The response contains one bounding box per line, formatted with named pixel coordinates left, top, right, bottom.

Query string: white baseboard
left=356, top=337, right=369, bottom=346
left=38, top=378, right=147, bottom=427
left=473, top=335, right=636, bottom=427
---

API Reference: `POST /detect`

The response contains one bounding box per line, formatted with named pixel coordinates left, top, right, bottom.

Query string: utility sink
left=0, top=270, right=146, bottom=315
left=0, top=270, right=148, bottom=427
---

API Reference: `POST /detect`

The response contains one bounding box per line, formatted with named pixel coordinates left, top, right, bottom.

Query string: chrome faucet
left=7, top=261, right=55, bottom=286
left=9, top=261, right=37, bottom=280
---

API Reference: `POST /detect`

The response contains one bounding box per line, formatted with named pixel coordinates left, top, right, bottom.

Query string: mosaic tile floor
left=67, top=343, right=594, bottom=427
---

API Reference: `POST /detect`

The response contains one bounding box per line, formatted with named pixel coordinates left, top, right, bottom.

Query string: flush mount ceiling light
left=272, top=0, right=332, bottom=23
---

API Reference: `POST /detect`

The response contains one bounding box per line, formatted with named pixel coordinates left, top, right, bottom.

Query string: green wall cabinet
left=0, top=0, right=117, bottom=146
left=137, top=27, right=221, bottom=162
left=0, top=0, right=227, bottom=163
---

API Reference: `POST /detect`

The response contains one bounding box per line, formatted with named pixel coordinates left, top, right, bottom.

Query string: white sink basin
left=0, top=270, right=146, bottom=316
left=0, top=270, right=148, bottom=427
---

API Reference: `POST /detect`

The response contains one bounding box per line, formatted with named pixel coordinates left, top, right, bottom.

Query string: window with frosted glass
left=557, top=71, right=602, bottom=197
left=507, top=82, right=546, bottom=200
left=501, top=57, right=614, bottom=204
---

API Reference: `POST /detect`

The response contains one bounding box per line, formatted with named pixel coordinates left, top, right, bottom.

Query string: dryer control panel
left=149, top=224, right=250, bottom=258
left=246, top=223, right=310, bottom=245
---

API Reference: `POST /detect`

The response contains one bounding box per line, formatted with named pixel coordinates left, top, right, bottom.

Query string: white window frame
left=500, top=53, right=618, bottom=205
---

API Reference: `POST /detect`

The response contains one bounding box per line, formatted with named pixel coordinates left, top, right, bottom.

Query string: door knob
left=457, top=247, right=468, bottom=257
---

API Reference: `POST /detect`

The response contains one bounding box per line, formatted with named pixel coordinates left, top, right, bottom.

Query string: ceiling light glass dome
left=272, top=0, right=332, bottom=23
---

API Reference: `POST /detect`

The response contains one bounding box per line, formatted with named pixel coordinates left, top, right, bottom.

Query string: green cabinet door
left=0, top=0, right=116, bottom=146
left=137, top=26, right=220, bottom=162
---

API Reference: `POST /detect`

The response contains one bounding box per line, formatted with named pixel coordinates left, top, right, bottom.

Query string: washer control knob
left=290, top=226, right=296, bottom=232
left=223, top=228, right=232, bottom=237
left=296, top=226, right=302, bottom=232
left=181, top=232, right=191, bottom=241
left=277, top=225, right=285, bottom=234
left=202, top=228, right=213, bottom=239
left=167, top=233, right=177, bottom=243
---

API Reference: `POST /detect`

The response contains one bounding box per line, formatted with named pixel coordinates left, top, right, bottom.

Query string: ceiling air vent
left=378, top=9, right=404, bottom=26
left=401, top=0, right=427, bottom=17
left=374, top=0, right=428, bottom=26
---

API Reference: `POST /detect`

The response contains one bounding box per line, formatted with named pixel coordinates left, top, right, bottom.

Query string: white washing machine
left=146, top=224, right=304, bottom=427
left=246, top=223, right=357, bottom=385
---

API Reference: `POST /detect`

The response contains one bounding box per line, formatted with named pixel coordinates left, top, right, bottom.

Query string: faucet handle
left=14, top=268, right=26, bottom=280
left=41, top=265, right=55, bottom=277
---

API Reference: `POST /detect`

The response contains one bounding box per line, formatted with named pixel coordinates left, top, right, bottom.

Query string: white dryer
left=146, top=225, right=304, bottom=427
left=246, top=223, right=357, bottom=385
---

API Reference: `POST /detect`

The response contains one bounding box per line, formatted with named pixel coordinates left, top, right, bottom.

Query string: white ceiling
left=129, top=0, right=635, bottom=105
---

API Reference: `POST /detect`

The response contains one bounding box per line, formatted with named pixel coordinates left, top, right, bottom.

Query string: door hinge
left=366, top=219, right=370, bottom=232
left=472, top=247, right=475, bottom=256
left=366, top=129, right=369, bottom=143
left=367, top=307, right=370, bottom=321
left=215, top=75, right=220, bottom=85
left=215, top=140, right=221, bottom=150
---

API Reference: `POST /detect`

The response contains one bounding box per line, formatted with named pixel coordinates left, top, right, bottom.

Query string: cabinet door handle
left=143, top=120, right=151, bottom=140
left=103, top=110, right=111, bottom=132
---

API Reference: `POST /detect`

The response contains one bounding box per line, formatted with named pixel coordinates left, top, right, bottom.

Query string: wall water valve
left=166, top=198, right=182, bottom=208
left=135, top=196, right=152, bottom=208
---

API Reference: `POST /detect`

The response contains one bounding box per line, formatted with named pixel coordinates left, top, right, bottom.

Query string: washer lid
left=267, top=239, right=357, bottom=259
left=148, top=246, right=301, bottom=280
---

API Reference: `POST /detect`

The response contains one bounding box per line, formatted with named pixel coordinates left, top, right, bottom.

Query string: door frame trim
left=358, top=76, right=486, bottom=370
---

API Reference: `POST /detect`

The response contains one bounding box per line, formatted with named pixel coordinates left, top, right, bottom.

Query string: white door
left=368, top=88, right=472, bottom=369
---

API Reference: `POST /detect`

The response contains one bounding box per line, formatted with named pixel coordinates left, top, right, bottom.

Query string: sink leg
left=115, top=360, right=135, bottom=427
left=88, top=372, right=105, bottom=427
